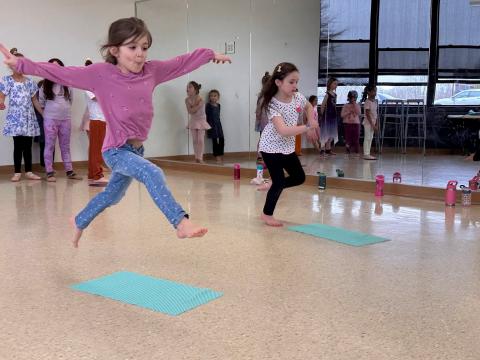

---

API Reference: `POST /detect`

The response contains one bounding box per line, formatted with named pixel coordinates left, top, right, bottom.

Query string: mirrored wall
left=136, top=0, right=480, bottom=189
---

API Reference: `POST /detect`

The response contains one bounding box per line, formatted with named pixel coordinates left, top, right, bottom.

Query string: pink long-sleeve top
left=340, top=102, right=361, bottom=124
left=16, top=48, right=215, bottom=151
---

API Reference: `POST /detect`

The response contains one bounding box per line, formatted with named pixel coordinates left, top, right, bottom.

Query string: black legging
left=212, top=137, right=225, bottom=157
left=261, top=151, right=305, bottom=216
left=13, top=136, right=33, bottom=173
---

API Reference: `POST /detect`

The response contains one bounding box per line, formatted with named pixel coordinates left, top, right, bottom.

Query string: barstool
left=404, top=99, right=426, bottom=154
left=380, top=99, right=405, bottom=153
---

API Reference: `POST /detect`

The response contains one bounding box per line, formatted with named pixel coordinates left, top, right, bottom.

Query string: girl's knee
left=297, top=172, right=306, bottom=185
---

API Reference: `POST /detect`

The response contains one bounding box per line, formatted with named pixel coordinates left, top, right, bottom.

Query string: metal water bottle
left=445, top=180, right=458, bottom=207
left=393, top=172, right=402, bottom=183
left=233, top=163, right=241, bottom=180
left=375, top=175, right=385, bottom=197
left=460, top=185, right=472, bottom=206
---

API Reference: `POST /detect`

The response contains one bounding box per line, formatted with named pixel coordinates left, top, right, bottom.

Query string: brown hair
left=208, top=89, right=220, bottom=98
left=261, top=71, right=271, bottom=86
left=100, top=17, right=152, bottom=65
left=260, top=62, right=298, bottom=112
left=326, top=77, right=338, bottom=91
left=188, top=81, right=201, bottom=94
left=10, top=48, right=24, bottom=58
left=42, top=58, right=71, bottom=102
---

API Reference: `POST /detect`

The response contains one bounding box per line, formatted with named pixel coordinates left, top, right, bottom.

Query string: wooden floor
left=1, top=170, right=479, bottom=359
left=162, top=152, right=480, bottom=189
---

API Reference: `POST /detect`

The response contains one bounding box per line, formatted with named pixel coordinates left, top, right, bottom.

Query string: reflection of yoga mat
left=288, top=223, right=390, bottom=247
left=71, top=271, right=223, bottom=316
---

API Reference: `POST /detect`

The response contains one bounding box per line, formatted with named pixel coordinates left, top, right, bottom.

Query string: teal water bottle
left=318, top=172, right=327, bottom=190
left=256, top=164, right=263, bottom=179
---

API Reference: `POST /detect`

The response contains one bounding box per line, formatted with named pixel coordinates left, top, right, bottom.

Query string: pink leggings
left=191, top=129, right=205, bottom=161
left=44, top=117, right=73, bottom=174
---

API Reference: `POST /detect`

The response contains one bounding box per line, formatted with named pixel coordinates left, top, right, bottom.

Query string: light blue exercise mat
left=71, top=271, right=223, bottom=316
left=288, top=223, right=390, bottom=247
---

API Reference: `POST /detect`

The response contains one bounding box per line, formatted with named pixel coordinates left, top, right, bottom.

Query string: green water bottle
left=317, top=172, right=327, bottom=190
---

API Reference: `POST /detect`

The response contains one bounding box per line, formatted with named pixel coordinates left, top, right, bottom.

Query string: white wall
left=0, top=0, right=135, bottom=166
left=137, top=0, right=320, bottom=157
left=0, top=0, right=320, bottom=165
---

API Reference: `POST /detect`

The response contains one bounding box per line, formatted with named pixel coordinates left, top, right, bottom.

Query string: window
left=435, top=0, right=480, bottom=105
left=319, top=0, right=370, bottom=86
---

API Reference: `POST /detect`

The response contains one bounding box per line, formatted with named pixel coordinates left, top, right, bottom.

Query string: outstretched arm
left=150, top=48, right=231, bottom=85
left=1, top=44, right=98, bottom=91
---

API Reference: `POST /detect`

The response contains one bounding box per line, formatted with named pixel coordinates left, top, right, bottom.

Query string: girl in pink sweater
left=1, top=17, right=230, bottom=247
left=340, top=90, right=361, bottom=156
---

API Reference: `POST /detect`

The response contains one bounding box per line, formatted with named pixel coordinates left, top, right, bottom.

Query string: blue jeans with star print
left=75, top=144, right=187, bottom=230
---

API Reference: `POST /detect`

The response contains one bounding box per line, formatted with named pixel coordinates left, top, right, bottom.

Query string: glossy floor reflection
left=193, top=152, right=480, bottom=188
left=0, top=171, right=479, bottom=359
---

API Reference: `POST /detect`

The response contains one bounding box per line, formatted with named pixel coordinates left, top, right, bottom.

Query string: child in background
left=83, top=58, right=108, bottom=186
left=307, top=95, right=319, bottom=149
left=258, top=62, right=318, bottom=227
left=294, top=88, right=303, bottom=156
left=205, top=89, right=224, bottom=163
left=319, top=77, right=339, bottom=156
left=0, top=17, right=230, bottom=246
left=255, top=72, right=271, bottom=164
left=185, top=81, right=210, bottom=163
left=39, top=58, right=81, bottom=181
left=341, top=90, right=361, bottom=156
left=0, top=47, right=42, bottom=181
left=361, top=84, right=379, bottom=160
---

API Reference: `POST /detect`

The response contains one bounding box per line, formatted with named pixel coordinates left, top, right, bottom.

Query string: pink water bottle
left=375, top=175, right=385, bottom=197
left=469, top=176, right=479, bottom=191
left=233, top=163, right=241, bottom=180
left=445, top=180, right=458, bottom=207
left=393, top=172, right=402, bottom=183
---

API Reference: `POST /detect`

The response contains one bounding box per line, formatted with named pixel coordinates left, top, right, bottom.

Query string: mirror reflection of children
left=84, top=59, right=108, bottom=186
left=319, top=77, right=339, bottom=156
left=307, top=95, right=319, bottom=150
left=0, top=47, right=43, bottom=182
left=185, top=81, right=210, bottom=164
left=341, top=90, right=361, bottom=157
left=361, top=84, right=379, bottom=160
left=205, top=89, right=224, bottom=164
left=255, top=72, right=271, bottom=165
left=39, top=58, right=82, bottom=182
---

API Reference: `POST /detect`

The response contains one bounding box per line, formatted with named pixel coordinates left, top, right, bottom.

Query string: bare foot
left=176, top=217, right=208, bottom=238
left=70, top=217, right=83, bottom=248
left=257, top=182, right=271, bottom=191
left=464, top=154, right=474, bottom=161
left=260, top=213, right=283, bottom=227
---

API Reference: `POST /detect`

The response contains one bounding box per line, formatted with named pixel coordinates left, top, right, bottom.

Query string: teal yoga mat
left=71, top=271, right=223, bottom=316
left=288, top=223, right=390, bottom=247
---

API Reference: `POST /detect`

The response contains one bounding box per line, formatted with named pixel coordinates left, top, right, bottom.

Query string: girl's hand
left=0, top=44, right=18, bottom=71
left=212, top=53, right=231, bottom=64
left=306, top=128, right=318, bottom=143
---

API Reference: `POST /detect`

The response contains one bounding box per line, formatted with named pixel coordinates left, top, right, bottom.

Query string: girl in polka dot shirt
left=258, top=62, right=319, bottom=227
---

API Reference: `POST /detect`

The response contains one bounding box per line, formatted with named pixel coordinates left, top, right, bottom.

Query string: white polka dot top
left=259, top=92, right=306, bottom=154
